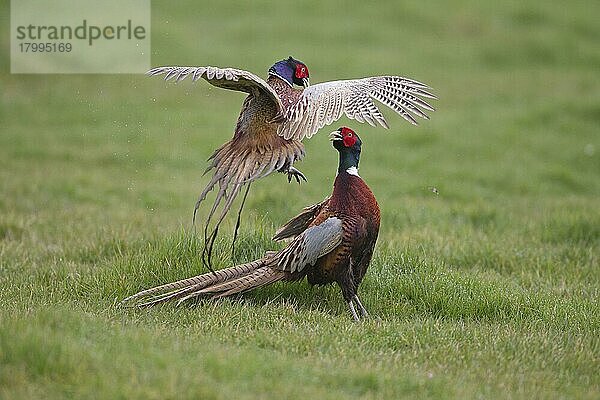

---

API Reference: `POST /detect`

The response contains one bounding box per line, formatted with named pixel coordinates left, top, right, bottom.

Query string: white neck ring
left=346, top=166, right=360, bottom=176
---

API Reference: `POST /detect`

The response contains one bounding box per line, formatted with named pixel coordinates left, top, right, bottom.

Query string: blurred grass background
left=0, top=0, right=599, bottom=398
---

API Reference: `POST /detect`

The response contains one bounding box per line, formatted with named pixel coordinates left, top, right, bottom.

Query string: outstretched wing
left=278, top=76, right=436, bottom=140
left=147, top=65, right=284, bottom=115
left=270, top=217, right=343, bottom=273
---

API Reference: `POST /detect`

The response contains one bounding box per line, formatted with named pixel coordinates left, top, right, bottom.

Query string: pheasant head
left=268, top=56, right=310, bottom=88
left=330, top=127, right=362, bottom=175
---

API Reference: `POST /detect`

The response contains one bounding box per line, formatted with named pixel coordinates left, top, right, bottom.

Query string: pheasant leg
left=353, top=295, right=369, bottom=318
left=348, top=300, right=361, bottom=322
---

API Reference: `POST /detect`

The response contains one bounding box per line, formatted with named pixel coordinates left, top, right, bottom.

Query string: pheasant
left=148, top=56, right=432, bottom=265
left=122, top=127, right=380, bottom=321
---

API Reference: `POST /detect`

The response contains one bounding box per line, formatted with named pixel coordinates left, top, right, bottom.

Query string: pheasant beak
left=302, top=77, right=310, bottom=88
left=329, top=130, right=343, bottom=141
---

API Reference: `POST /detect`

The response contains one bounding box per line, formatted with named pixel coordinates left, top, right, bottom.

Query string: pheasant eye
left=340, top=127, right=354, bottom=137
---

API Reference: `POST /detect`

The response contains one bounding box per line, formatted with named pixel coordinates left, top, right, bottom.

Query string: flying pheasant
left=122, top=127, right=380, bottom=321
left=148, top=56, right=434, bottom=264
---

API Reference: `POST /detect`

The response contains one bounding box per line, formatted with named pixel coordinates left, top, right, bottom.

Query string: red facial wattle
left=295, top=64, right=309, bottom=78
left=341, top=127, right=357, bottom=147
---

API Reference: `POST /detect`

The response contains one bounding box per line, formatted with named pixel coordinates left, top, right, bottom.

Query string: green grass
left=1, top=0, right=599, bottom=398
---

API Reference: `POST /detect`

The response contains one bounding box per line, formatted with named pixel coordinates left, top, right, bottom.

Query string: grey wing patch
left=272, top=196, right=331, bottom=242
left=147, top=65, right=284, bottom=115
left=277, top=76, right=436, bottom=141
left=272, top=217, right=343, bottom=273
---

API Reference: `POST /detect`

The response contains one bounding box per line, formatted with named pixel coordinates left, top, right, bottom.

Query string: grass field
left=1, top=0, right=599, bottom=398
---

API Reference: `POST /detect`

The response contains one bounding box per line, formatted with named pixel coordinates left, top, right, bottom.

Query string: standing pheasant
left=148, top=57, right=432, bottom=264
left=122, top=127, right=380, bottom=321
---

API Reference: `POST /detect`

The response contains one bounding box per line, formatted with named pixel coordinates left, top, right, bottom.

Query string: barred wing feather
left=272, top=196, right=331, bottom=242
left=278, top=76, right=436, bottom=141
left=147, top=65, right=284, bottom=114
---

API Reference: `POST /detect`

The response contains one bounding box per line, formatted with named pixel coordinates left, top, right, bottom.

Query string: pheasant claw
left=287, top=166, right=307, bottom=184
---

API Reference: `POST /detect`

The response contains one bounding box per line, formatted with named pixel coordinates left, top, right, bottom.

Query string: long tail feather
left=178, top=268, right=283, bottom=303
left=121, top=258, right=286, bottom=307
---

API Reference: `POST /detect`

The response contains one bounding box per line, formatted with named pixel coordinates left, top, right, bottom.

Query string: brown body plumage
left=306, top=172, right=380, bottom=301
left=123, top=127, right=380, bottom=320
